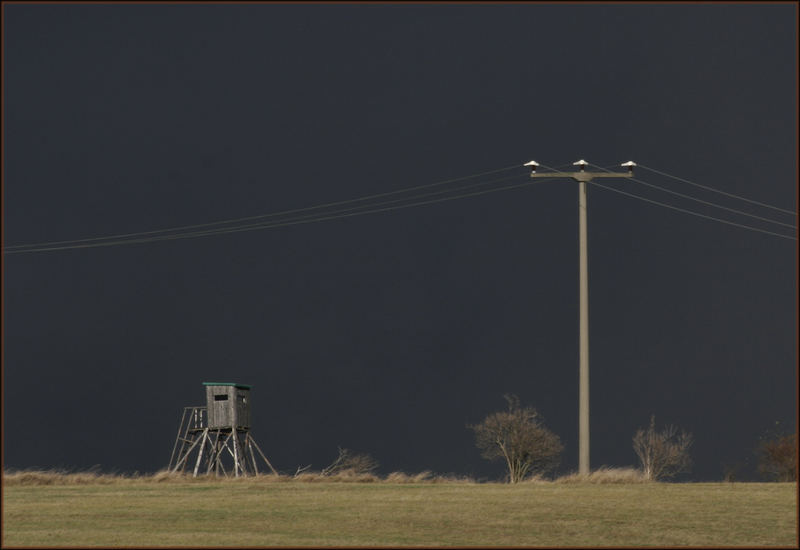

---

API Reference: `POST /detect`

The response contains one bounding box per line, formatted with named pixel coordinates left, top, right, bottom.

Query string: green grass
left=2, top=474, right=796, bottom=547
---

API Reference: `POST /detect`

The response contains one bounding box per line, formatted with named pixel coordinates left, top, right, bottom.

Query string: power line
left=41, top=173, right=528, bottom=250
left=145, top=176, right=548, bottom=242
left=4, top=163, right=524, bottom=251
left=110, top=173, right=530, bottom=244
left=5, top=175, right=559, bottom=254
left=10, top=158, right=794, bottom=253
left=586, top=163, right=796, bottom=230
left=636, top=163, right=797, bottom=216
left=589, top=180, right=797, bottom=241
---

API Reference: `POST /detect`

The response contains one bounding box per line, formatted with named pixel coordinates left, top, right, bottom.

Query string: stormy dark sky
left=3, top=3, right=796, bottom=482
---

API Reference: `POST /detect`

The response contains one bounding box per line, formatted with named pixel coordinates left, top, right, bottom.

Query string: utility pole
left=524, top=159, right=636, bottom=475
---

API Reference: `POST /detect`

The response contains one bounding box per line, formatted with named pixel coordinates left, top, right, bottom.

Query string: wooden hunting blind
left=167, top=382, right=277, bottom=478
left=205, top=382, right=251, bottom=429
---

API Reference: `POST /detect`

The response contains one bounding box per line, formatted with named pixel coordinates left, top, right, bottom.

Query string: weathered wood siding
left=236, top=388, right=251, bottom=428
left=205, top=385, right=250, bottom=429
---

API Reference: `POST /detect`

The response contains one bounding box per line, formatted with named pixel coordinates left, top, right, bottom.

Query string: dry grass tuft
left=519, top=472, right=552, bottom=484
left=411, top=470, right=434, bottom=482
left=149, top=469, right=195, bottom=483
left=384, top=471, right=477, bottom=484
left=384, top=470, right=433, bottom=483
left=384, top=471, right=414, bottom=483
left=555, top=466, right=649, bottom=484
left=3, top=469, right=141, bottom=486
left=325, top=469, right=379, bottom=483
left=290, top=469, right=379, bottom=483
left=429, top=473, right=477, bottom=484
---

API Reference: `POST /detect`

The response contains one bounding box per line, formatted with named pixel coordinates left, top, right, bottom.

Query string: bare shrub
left=321, top=447, right=379, bottom=477
left=756, top=432, right=797, bottom=482
left=469, top=394, right=564, bottom=483
left=632, top=415, right=693, bottom=481
left=293, top=464, right=313, bottom=478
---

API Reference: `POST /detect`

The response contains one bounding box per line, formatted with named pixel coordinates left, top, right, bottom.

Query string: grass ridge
left=2, top=466, right=653, bottom=486
left=3, top=475, right=795, bottom=547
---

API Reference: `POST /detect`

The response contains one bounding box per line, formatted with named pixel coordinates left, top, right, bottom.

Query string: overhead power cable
left=586, top=163, right=796, bottom=230
left=5, top=174, right=560, bottom=254
left=7, top=172, right=522, bottom=252
left=535, top=162, right=795, bottom=240
left=88, top=172, right=530, bottom=247
left=589, top=180, right=796, bottom=241
left=636, top=163, right=796, bottom=216
left=4, top=162, right=523, bottom=252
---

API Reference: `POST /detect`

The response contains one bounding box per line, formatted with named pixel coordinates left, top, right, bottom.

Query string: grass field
left=2, top=471, right=797, bottom=547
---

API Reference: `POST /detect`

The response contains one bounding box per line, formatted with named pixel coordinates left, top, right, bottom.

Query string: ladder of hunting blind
left=168, top=406, right=207, bottom=473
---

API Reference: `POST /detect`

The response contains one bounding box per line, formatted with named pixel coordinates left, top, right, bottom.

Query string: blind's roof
left=202, top=382, right=251, bottom=389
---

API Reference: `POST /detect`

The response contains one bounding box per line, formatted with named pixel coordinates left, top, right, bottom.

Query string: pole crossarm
left=530, top=171, right=632, bottom=182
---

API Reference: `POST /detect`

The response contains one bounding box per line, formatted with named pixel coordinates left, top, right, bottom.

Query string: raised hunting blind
left=168, top=382, right=277, bottom=477
left=206, top=382, right=251, bottom=429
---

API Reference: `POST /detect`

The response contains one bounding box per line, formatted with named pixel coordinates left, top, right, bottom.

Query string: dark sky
left=3, top=3, right=797, bottom=482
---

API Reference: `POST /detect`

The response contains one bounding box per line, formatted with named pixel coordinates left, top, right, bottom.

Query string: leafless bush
left=321, top=447, right=379, bottom=477
left=756, top=432, right=797, bottom=482
left=293, top=464, right=313, bottom=478
left=632, top=415, right=693, bottom=481
left=469, top=394, right=564, bottom=483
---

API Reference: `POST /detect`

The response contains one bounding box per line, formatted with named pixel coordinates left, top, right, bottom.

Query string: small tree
left=632, top=415, right=693, bottom=481
left=756, top=433, right=797, bottom=482
left=469, top=394, right=563, bottom=483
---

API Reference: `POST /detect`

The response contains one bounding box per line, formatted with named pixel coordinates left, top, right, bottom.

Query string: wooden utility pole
left=524, top=159, right=635, bottom=475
